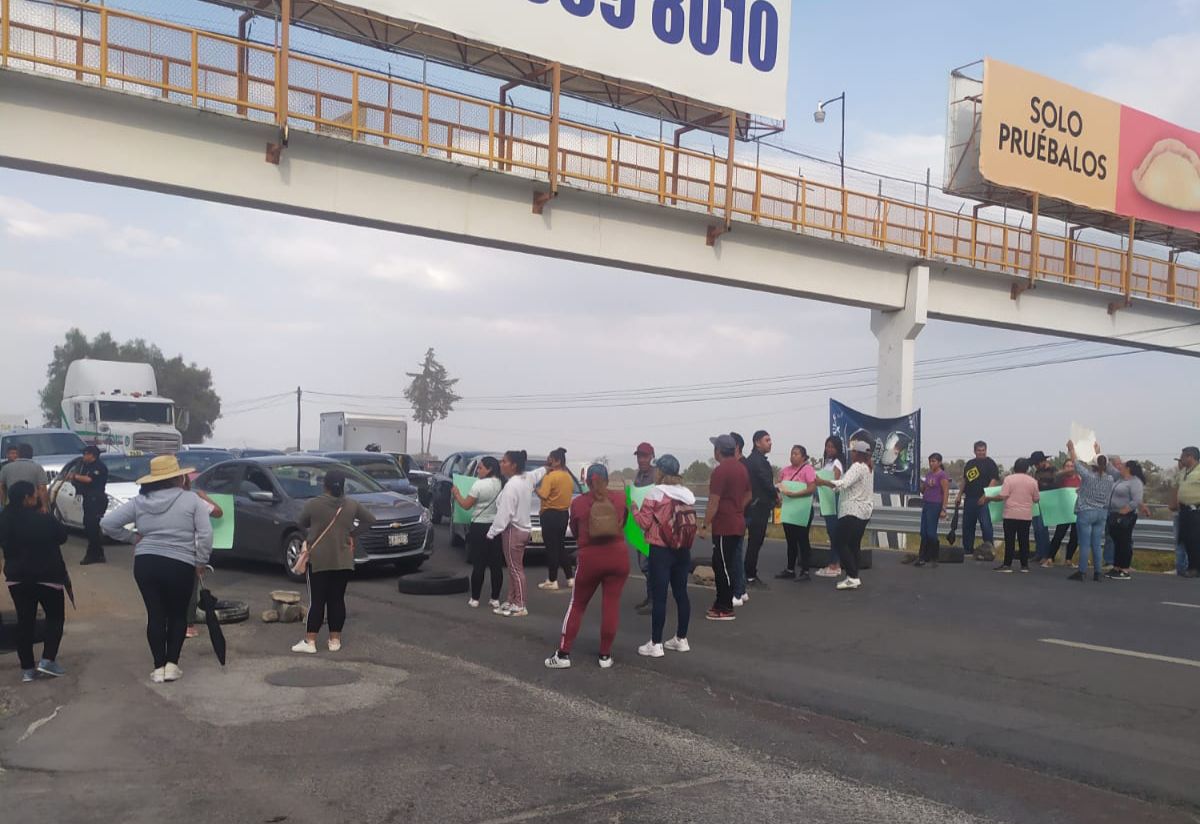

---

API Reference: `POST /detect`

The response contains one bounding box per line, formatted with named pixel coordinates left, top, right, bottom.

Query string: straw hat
left=136, top=454, right=195, bottom=485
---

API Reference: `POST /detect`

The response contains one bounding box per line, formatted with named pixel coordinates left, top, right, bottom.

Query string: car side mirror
left=248, top=490, right=277, bottom=504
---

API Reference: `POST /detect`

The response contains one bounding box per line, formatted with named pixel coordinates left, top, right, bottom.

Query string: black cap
left=82, top=445, right=102, bottom=458
left=1029, top=451, right=1049, bottom=464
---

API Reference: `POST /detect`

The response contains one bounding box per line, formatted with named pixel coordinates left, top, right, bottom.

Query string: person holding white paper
left=1066, top=441, right=1115, bottom=582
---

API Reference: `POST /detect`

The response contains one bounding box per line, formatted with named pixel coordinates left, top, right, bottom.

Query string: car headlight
left=419, top=508, right=431, bottom=525
left=105, top=494, right=127, bottom=512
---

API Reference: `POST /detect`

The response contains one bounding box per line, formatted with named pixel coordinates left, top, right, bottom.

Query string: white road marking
left=1162, top=601, right=1200, bottom=610
left=1040, top=639, right=1200, bottom=669
left=18, top=705, right=63, bottom=743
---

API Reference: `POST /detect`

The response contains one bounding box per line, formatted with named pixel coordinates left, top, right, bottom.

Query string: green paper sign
left=625, top=485, right=650, bottom=556
left=452, top=474, right=476, bottom=525
left=1038, top=488, right=1078, bottom=527
left=629, top=484, right=653, bottom=509
left=780, top=481, right=813, bottom=526
left=985, top=485, right=1004, bottom=524
left=208, top=494, right=235, bottom=550
left=816, top=470, right=837, bottom=516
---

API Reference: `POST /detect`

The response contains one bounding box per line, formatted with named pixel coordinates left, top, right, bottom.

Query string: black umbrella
left=197, top=587, right=227, bottom=666
left=64, top=572, right=76, bottom=610
left=945, top=498, right=962, bottom=545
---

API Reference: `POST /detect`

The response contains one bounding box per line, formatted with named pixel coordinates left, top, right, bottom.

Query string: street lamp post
left=815, top=92, right=846, bottom=235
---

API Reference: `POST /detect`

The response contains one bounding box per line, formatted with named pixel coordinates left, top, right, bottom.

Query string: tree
left=682, top=459, right=714, bottom=486
left=404, top=348, right=461, bottom=454
left=39, top=329, right=222, bottom=442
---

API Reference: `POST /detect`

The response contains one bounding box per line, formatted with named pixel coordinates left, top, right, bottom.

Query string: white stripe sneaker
left=836, top=576, right=862, bottom=591
left=663, top=636, right=690, bottom=653
left=638, top=641, right=665, bottom=658
left=545, top=652, right=571, bottom=669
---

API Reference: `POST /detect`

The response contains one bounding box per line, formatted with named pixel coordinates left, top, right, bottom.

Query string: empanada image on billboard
left=1132, top=139, right=1200, bottom=212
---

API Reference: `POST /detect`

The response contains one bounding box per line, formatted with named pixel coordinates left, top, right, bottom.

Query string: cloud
left=0, top=195, right=182, bottom=256
left=1081, top=32, right=1200, bottom=129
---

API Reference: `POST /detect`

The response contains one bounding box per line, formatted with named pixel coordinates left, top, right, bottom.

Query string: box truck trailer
left=319, top=413, right=407, bottom=453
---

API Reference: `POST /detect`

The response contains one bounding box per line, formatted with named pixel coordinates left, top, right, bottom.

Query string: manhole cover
left=265, top=666, right=362, bottom=688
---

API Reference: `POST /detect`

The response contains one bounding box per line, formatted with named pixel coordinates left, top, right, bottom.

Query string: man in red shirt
left=699, top=434, right=751, bottom=621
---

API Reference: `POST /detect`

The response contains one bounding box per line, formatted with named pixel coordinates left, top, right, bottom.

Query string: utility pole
left=295, top=386, right=301, bottom=452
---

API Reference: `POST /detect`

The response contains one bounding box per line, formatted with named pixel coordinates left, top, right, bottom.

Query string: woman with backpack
left=545, top=464, right=630, bottom=669
left=632, top=455, right=696, bottom=658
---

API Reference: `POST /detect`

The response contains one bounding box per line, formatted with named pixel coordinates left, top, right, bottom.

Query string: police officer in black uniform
left=72, top=446, right=109, bottom=565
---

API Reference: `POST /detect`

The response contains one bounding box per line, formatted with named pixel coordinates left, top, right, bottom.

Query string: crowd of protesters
left=2, top=434, right=1197, bottom=682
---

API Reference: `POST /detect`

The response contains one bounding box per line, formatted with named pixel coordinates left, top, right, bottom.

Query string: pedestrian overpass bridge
left=2, top=0, right=1197, bottom=418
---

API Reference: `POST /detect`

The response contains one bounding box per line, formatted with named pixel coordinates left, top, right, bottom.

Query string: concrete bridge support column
left=870, top=263, right=928, bottom=552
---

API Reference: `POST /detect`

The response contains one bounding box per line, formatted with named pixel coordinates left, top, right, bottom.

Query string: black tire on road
left=195, top=600, right=251, bottom=625
left=396, top=570, right=469, bottom=596
left=282, top=530, right=306, bottom=583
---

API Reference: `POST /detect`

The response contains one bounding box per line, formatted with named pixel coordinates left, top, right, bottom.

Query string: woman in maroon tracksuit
left=545, top=464, right=630, bottom=670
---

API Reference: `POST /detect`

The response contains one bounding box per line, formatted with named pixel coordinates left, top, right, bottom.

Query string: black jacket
left=744, top=451, right=778, bottom=513
left=0, top=507, right=69, bottom=585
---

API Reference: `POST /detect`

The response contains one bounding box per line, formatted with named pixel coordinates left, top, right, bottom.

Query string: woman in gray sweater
left=1106, top=458, right=1146, bottom=580
left=102, top=455, right=213, bottom=684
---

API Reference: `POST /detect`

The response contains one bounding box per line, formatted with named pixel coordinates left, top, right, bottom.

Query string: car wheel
left=282, top=531, right=306, bottom=582
left=396, top=570, right=469, bottom=596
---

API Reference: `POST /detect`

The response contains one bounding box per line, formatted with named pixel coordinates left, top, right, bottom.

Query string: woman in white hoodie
left=632, top=455, right=696, bottom=658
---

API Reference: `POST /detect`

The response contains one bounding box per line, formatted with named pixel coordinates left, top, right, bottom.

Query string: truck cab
left=61, top=360, right=184, bottom=454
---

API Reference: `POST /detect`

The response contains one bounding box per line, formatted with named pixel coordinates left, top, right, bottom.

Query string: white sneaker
left=291, top=639, right=317, bottom=654
left=150, top=667, right=166, bottom=684
left=468, top=599, right=480, bottom=608
left=163, top=663, right=183, bottom=682
left=598, top=655, right=614, bottom=669
left=836, top=576, right=862, bottom=591
left=488, top=599, right=501, bottom=609
left=566, top=578, right=575, bottom=589
left=740, top=592, right=750, bottom=604
left=504, top=606, right=529, bottom=618
left=327, top=639, right=342, bottom=652
left=815, top=567, right=840, bottom=578
left=493, top=602, right=514, bottom=615
left=664, top=636, right=690, bottom=653
left=732, top=596, right=744, bottom=607
left=538, top=580, right=559, bottom=590
left=544, top=652, right=571, bottom=669
left=638, top=641, right=665, bottom=658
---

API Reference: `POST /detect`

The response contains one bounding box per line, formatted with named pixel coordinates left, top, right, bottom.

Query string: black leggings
left=782, top=522, right=812, bottom=572
left=133, top=554, right=195, bottom=669
left=468, top=522, right=504, bottom=601
left=10, top=583, right=65, bottom=671
left=835, top=516, right=868, bottom=578
left=1108, top=513, right=1137, bottom=569
left=541, top=508, right=573, bottom=582
left=1049, top=523, right=1078, bottom=561
left=307, top=569, right=352, bottom=634
left=1002, top=519, right=1031, bottom=568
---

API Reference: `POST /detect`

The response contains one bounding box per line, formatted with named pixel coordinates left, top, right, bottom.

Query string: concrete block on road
left=938, top=545, right=965, bottom=564
left=691, top=565, right=715, bottom=586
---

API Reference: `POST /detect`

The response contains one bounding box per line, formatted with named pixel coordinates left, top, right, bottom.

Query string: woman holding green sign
left=453, top=456, right=504, bottom=608
left=776, top=445, right=817, bottom=581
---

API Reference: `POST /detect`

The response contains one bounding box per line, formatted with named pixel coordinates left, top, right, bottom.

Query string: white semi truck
left=319, top=412, right=407, bottom=453
left=61, top=360, right=184, bottom=454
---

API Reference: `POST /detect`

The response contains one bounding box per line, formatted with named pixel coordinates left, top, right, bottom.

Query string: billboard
left=980, top=58, right=1200, bottom=233
left=829, top=400, right=921, bottom=495
left=342, top=0, right=792, bottom=120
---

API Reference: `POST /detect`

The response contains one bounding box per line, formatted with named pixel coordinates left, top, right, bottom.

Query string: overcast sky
left=1, top=0, right=1199, bottom=469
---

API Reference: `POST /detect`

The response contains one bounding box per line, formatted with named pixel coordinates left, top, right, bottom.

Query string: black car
left=392, top=453, right=433, bottom=507
left=429, top=450, right=492, bottom=523
left=320, top=451, right=419, bottom=498
left=192, top=456, right=433, bottom=581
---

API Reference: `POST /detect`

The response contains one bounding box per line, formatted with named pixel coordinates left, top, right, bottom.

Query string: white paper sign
left=1069, top=422, right=1098, bottom=463
left=344, top=0, right=792, bottom=119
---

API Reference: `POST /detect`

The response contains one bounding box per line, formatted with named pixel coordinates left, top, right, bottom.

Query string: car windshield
left=102, top=454, right=155, bottom=483
left=1, top=432, right=87, bottom=457
left=349, top=459, right=405, bottom=481
left=270, top=463, right=383, bottom=499
left=97, top=401, right=173, bottom=425
left=180, top=451, right=235, bottom=472
left=241, top=449, right=284, bottom=458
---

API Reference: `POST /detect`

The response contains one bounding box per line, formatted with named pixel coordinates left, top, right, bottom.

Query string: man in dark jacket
left=0, top=481, right=70, bottom=682
left=743, top=430, right=779, bottom=589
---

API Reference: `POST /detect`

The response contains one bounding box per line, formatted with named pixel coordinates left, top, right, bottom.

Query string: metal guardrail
left=690, top=500, right=1179, bottom=553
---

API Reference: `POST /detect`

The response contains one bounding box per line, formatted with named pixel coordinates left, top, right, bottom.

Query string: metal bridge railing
left=2, top=0, right=1197, bottom=309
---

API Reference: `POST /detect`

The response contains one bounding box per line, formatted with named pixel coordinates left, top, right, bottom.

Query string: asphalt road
left=1, top=529, right=1198, bottom=824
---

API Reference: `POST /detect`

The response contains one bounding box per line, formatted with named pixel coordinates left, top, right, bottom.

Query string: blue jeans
left=919, top=501, right=942, bottom=541
left=823, top=514, right=839, bottom=567
left=637, top=551, right=651, bottom=600
left=1032, top=515, right=1050, bottom=560
left=962, top=497, right=994, bottom=553
left=648, top=545, right=691, bottom=643
left=1076, top=508, right=1106, bottom=574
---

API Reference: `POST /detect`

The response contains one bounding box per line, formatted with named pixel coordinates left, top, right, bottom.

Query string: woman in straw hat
left=102, top=454, right=213, bottom=684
